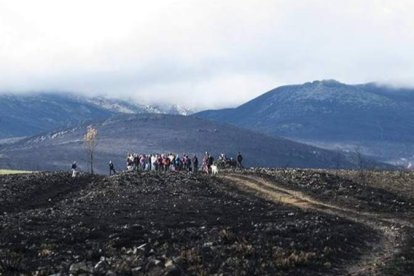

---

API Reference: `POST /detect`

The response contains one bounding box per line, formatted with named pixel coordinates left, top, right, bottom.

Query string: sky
left=1, top=0, right=414, bottom=109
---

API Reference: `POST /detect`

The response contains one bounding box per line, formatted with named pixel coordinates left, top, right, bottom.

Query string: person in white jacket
left=151, top=154, right=158, bottom=171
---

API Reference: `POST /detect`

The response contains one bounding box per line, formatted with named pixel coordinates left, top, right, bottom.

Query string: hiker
left=134, top=154, right=140, bottom=171
left=237, top=152, right=244, bottom=168
left=163, top=155, right=171, bottom=172
left=203, top=152, right=210, bottom=174
left=109, top=160, right=116, bottom=175
left=185, top=155, right=192, bottom=172
left=208, top=154, right=214, bottom=173
left=151, top=154, right=158, bottom=171
left=175, top=155, right=182, bottom=171
left=192, top=154, right=199, bottom=173
left=203, top=152, right=214, bottom=174
left=71, top=161, right=77, bottom=178
left=158, top=155, right=164, bottom=171
left=145, top=155, right=151, bottom=171
left=126, top=154, right=134, bottom=171
left=140, top=154, right=146, bottom=171
left=219, top=153, right=226, bottom=161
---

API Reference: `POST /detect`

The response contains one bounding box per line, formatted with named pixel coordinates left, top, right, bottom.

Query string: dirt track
left=221, top=173, right=414, bottom=275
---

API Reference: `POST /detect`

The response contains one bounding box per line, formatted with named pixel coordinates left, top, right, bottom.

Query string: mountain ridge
left=0, top=113, right=387, bottom=173
left=0, top=93, right=193, bottom=139
left=195, top=80, right=414, bottom=165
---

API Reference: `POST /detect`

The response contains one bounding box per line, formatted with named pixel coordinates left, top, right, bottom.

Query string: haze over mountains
left=196, top=80, right=414, bottom=166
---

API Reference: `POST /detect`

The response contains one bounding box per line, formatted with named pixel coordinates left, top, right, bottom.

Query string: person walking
left=237, top=152, right=244, bottom=169
left=109, top=160, right=116, bottom=175
left=192, top=154, right=199, bottom=173
left=203, top=152, right=209, bottom=174
left=71, top=161, right=77, bottom=178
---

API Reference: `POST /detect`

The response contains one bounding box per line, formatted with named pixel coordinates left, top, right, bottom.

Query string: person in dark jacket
left=192, top=155, right=199, bottom=173
left=109, top=160, right=116, bottom=175
left=71, top=161, right=77, bottom=177
left=237, top=152, right=244, bottom=169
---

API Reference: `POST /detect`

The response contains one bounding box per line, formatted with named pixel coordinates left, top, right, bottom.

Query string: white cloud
left=1, top=0, right=414, bottom=108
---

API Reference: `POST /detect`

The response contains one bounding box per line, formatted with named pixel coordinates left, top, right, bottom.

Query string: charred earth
left=1, top=170, right=413, bottom=275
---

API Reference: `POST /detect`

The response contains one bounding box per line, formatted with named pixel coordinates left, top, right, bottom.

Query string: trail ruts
left=221, top=173, right=413, bottom=276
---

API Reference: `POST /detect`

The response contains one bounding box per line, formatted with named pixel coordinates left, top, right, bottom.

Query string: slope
left=0, top=93, right=192, bottom=139
left=195, top=80, right=414, bottom=164
left=0, top=114, right=373, bottom=173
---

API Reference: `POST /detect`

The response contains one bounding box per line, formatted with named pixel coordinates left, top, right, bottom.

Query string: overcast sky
left=1, top=0, right=414, bottom=109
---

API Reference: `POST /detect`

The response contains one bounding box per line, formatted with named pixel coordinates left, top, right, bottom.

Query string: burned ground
left=0, top=171, right=381, bottom=275
left=237, top=169, right=414, bottom=275
left=247, top=169, right=414, bottom=214
left=0, top=173, right=102, bottom=214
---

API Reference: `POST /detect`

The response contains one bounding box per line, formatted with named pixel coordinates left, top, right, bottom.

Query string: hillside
left=0, top=114, right=377, bottom=173
left=195, top=80, right=414, bottom=165
left=0, top=93, right=192, bottom=139
left=1, top=170, right=413, bottom=274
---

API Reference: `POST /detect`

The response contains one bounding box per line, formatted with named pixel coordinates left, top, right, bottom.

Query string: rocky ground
left=0, top=170, right=388, bottom=275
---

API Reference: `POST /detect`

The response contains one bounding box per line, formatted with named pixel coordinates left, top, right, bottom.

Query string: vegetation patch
left=0, top=169, right=33, bottom=175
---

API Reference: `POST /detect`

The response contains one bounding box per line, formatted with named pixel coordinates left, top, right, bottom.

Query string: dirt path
left=221, top=173, right=413, bottom=275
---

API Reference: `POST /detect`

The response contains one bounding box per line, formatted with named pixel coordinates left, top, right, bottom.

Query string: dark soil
left=247, top=169, right=414, bottom=214
left=0, top=172, right=102, bottom=214
left=379, top=230, right=414, bottom=276
left=0, top=171, right=378, bottom=275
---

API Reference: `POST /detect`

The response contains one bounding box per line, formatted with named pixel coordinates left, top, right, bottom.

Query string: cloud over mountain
left=1, top=0, right=414, bottom=108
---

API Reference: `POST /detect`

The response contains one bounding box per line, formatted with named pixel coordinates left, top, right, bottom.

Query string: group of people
left=71, top=151, right=243, bottom=177
left=124, top=153, right=199, bottom=173
left=217, top=152, right=244, bottom=169
left=119, top=151, right=243, bottom=175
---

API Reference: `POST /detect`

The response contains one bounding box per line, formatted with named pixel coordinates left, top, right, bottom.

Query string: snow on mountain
left=0, top=93, right=192, bottom=139
left=195, top=80, right=414, bottom=165
left=85, top=96, right=193, bottom=115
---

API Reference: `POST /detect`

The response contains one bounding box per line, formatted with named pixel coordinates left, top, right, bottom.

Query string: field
left=0, top=169, right=413, bottom=275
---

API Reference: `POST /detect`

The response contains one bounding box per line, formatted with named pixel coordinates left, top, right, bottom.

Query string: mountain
left=0, top=93, right=192, bottom=139
left=195, top=80, right=414, bottom=165
left=0, top=113, right=384, bottom=173
left=85, top=97, right=193, bottom=115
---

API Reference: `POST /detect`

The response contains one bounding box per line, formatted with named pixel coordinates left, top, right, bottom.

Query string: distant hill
left=195, top=80, right=414, bottom=165
left=0, top=114, right=383, bottom=173
left=0, top=93, right=192, bottom=139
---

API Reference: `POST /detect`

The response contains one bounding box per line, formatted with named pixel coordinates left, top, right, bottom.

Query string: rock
left=69, top=262, right=93, bottom=274
left=131, top=266, right=142, bottom=276
left=137, top=243, right=147, bottom=251
left=164, top=259, right=174, bottom=268
left=94, top=259, right=110, bottom=273
left=324, top=262, right=332, bottom=268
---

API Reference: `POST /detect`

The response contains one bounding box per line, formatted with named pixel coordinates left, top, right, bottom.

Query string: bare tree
left=84, top=126, right=98, bottom=174
left=354, top=146, right=367, bottom=185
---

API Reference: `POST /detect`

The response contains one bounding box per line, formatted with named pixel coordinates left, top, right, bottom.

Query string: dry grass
left=272, top=247, right=317, bottom=268
left=0, top=169, right=33, bottom=175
